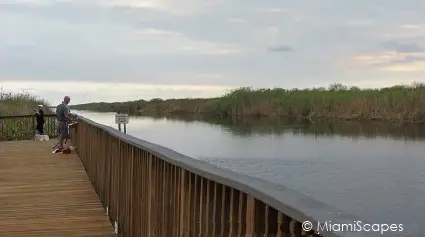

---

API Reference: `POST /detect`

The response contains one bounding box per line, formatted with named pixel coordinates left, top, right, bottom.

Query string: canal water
left=74, top=110, right=424, bottom=236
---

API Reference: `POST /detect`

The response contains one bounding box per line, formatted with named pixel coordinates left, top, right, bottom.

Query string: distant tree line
left=70, top=83, right=425, bottom=123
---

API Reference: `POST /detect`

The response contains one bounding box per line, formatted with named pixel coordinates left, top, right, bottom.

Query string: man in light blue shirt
left=55, top=96, right=71, bottom=150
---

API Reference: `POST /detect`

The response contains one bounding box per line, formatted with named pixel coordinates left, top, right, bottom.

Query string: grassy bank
left=71, top=83, right=425, bottom=123
left=0, top=91, right=51, bottom=140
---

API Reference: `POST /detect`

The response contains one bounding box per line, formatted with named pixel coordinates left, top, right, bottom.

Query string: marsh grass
left=204, top=83, right=425, bottom=123
left=0, top=90, right=51, bottom=140
left=71, top=83, right=425, bottom=123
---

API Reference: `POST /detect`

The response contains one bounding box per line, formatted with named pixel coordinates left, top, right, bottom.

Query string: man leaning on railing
left=55, top=96, right=72, bottom=151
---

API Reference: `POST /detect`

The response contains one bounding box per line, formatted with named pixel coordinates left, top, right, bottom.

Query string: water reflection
left=131, top=113, right=425, bottom=141
left=74, top=110, right=425, bottom=236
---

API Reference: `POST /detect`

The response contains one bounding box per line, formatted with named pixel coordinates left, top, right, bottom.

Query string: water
left=75, top=110, right=425, bottom=236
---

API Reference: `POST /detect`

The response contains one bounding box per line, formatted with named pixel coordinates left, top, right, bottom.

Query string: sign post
left=115, top=113, right=129, bottom=133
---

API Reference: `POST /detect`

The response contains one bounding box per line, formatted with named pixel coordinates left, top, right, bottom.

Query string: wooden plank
left=0, top=140, right=116, bottom=237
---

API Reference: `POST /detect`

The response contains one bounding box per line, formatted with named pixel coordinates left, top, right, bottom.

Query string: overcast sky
left=1, top=0, right=424, bottom=105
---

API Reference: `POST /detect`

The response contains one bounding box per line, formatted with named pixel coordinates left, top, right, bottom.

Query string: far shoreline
left=70, top=83, right=425, bottom=124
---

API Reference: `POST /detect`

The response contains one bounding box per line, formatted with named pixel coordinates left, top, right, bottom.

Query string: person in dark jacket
left=35, top=105, right=45, bottom=135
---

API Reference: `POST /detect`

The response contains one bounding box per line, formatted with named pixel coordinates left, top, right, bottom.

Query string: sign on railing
left=115, top=113, right=129, bottom=133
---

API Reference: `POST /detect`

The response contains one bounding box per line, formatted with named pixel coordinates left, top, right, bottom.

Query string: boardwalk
left=0, top=140, right=116, bottom=237
left=0, top=114, right=372, bottom=237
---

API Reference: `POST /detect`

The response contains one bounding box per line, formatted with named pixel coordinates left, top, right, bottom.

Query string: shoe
left=52, top=147, right=65, bottom=153
left=52, top=148, right=62, bottom=154
left=62, top=148, right=71, bottom=154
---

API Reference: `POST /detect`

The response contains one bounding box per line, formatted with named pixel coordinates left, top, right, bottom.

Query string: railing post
left=117, top=110, right=121, bottom=132
left=32, top=116, right=35, bottom=138
left=179, top=169, right=187, bottom=237
left=147, top=154, right=153, bottom=237
left=129, top=146, right=134, bottom=236
left=246, top=196, right=255, bottom=237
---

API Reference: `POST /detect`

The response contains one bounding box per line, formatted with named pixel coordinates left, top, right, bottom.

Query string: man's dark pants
left=58, top=121, right=70, bottom=140
left=36, top=123, right=44, bottom=135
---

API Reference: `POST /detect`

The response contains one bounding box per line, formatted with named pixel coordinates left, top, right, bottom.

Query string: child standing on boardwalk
left=35, top=105, right=45, bottom=135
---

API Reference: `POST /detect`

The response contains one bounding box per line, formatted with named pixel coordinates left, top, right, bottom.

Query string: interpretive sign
left=115, top=114, right=129, bottom=124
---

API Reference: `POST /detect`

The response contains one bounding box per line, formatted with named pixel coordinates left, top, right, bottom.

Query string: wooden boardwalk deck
left=0, top=140, right=116, bottom=237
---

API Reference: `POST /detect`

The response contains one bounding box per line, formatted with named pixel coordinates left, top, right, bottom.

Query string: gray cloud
left=267, top=45, right=294, bottom=52
left=381, top=40, right=424, bottom=53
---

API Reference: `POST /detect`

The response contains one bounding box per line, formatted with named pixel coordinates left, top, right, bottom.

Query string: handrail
left=0, top=114, right=58, bottom=141
left=70, top=115, right=377, bottom=237
left=0, top=114, right=56, bottom=119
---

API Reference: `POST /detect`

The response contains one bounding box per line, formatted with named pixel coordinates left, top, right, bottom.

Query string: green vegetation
left=71, top=98, right=209, bottom=114
left=0, top=91, right=50, bottom=116
left=0, top=90, right=51, bottom=140
left=71, top=83, right=425, bottom=123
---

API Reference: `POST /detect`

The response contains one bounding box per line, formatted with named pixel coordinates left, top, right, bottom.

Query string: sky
left=0, top=0, right=424, bottom=105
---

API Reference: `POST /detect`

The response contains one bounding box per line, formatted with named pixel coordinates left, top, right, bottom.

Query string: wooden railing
left=70, top=116, right=374, bottom=237
left=0, top=114, right=58, bottom=141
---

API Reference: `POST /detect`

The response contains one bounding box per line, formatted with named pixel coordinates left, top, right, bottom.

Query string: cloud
left=379, top=61, right=425, bottom=72
left=267, top=45, right=294, bottom=53
left=1, top=0, right=425, bottom=103
left=226, top=18, right=247, bottom=24
left=0, top=6, right=244, bottom=55
left=0, top=0, right=214, bottom=15
left=401, top=24, right=424, bottom=29
left=381, top=40, right=424, bottom=53
left=353, top=51, right=425, bottom=72
left=133, top=28, right=243, bottom=55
